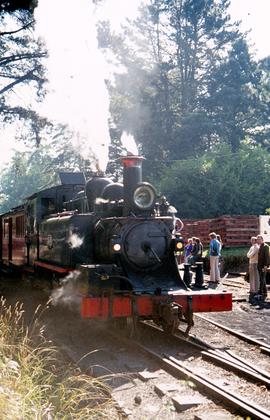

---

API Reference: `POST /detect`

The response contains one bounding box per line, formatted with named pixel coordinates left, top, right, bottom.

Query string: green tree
left=0, top=134, right=89, bottom=213
left=102, top=0, right=243, bottom=168
left=100, top=0, right=270, bottom=194
left=0, top=151, right=52, bottom=213
left=0, top=1, right=34, bottom=12
left=203, top=39, right=266, bottom=151
left=157, top=143, right=270, bottom=219
left=252, top=56, right=270, bottom=148
left=0, top=7, right=47, bottom=145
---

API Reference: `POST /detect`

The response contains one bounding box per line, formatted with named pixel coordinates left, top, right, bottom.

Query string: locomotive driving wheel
left=111, top=316, right=140, bottom=338
left=153, top=300, right=182, bottom=335
left=161, top=319, right=180, bottom=335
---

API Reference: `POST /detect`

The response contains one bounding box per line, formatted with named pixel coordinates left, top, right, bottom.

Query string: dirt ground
left=0, top=272, right=269, bottom=419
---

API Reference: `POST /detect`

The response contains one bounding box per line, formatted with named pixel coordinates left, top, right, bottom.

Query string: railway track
left=140, top=321, right=270, bottom=388
left=107, top=320, right=270, bottom=419
left=195, top=313, right=270, bottom=352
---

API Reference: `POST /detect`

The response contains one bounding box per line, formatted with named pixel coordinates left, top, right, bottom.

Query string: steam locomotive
left=0, top=155, right=232, bottom=334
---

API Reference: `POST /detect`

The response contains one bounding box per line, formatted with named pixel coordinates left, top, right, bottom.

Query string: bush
left=221, top=255, right=248, bottom=273
left=203, top=247, right=249, bottom=274
left=0, top=298, right=119, bottom=419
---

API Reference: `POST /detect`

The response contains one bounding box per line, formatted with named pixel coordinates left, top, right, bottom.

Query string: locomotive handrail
left=43, top=211, right=77, bottom=219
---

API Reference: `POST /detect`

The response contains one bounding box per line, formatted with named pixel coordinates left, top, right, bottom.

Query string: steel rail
left=140, top=320, right=214, bottom=351
left=222, top=282, right=246, bottom=288
left=201, top=350, right=270, bottom=388
left=108, top=324, right=270, bottom=419
left=195, top=314, right=270, bottom=349
left=206, top=349, right=258, bottom=373
left=165, top=354, right=270, bottom=420
left=261, top=346, right=270, bottom=357
left=224, top=349, right=270, bottom=379
left=141, top=321, right=270, bottom=387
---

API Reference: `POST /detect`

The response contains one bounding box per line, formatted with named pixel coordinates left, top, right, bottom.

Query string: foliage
left=219, top=246, right=249, bottom=257
left=203, top=38, right=267, bottom=151
left=0, top=8, right=47, bottom=144
left=1, top=0, right=270, bottom=219
left=156, top=143, right=270, bottom=219
left=0, top=132, right=88, bottom=213
left=100, top=0, right=270, bottom=182
left=0, top=297, right=118, bottom=419
left=0, top=151, right=53, bottom=213
left=0, top=1, right=34, bottom=12
left=221, top=254, right=248, bottom=273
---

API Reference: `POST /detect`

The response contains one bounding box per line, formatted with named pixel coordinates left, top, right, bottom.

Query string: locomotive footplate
left=81, top=290, right=232, bottom=333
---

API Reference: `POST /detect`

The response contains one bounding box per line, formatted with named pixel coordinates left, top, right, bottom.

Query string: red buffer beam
left=81, top=291, right=232, bottom=319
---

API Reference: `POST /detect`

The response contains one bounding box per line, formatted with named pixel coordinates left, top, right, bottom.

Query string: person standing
left=217, top=234, right=223, bottom=250
left=188, top=237, right=203, bottom=265
left=195, top=237, right=203, bottom=261
left=184, top=238, right=193, bottom=263
left=209, top=232, right=221, bottom=283
left=256, top=235, right=269, bottom=300
left=247, top=236, right=260, bottom=303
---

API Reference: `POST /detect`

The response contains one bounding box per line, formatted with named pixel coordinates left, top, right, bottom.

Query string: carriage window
left=4, top=220, right=9, bottom=237
left=16, top=216, right=25, bottom=237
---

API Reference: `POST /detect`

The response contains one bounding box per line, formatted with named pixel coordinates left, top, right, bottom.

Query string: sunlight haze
left=1, top=0, right=270, bottom=169
left=229, top=0, right=270, bottom=58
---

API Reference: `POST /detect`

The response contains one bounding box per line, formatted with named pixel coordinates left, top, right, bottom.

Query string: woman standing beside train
left=209, top=232, right=221, bottom=284
left=247, top=236, right=260, bottom=303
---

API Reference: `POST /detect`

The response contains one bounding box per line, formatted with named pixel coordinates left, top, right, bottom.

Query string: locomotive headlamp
left=175, top=236, right=184, bottom=252
left=113, top=243, right=121, bottom=252
left=133, top=183, right=156, bottom=210
left=111, top=236, right=122, bottom=254
left=176, top=241, right=183, bottom=250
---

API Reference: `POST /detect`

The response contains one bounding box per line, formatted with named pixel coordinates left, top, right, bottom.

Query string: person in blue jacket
left=184, top=238, right=193, bottom=263
left=209, top=232, right=221, bottom=283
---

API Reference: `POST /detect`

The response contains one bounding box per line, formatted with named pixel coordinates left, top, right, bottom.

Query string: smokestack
left=120, top=155, right=144, bottom=215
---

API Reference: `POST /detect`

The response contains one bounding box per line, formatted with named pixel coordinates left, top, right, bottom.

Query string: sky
left=228, top=0, right=270, bottom=59
left=1, top=0, right=270, bottom=169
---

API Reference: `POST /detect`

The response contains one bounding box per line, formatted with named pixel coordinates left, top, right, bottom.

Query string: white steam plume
left=120, top=131, right=139, bottom=155
left=51, top=271, right=83, bottom=310
left=34, top=0, right=110, bottom=172
left=68, top=233, right=84, bottom=249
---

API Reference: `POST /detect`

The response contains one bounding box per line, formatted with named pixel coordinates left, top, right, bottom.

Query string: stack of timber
left=182, top=215, right=259, bottom=248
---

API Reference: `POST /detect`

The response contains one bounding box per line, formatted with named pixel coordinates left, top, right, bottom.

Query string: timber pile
left=182, top=215, right=259, bottom=247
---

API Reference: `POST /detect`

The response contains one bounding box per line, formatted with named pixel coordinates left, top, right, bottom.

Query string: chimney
left=120, top=155, right=144, bottom=215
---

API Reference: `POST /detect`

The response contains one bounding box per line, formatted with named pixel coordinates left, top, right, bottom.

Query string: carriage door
left=26, top=199, right=38, bottom=266
left=0, top=217, right=2, bottom=262
left=8, top=218, right=12, bottom=261
left=1, top=218, right=12, bottom=263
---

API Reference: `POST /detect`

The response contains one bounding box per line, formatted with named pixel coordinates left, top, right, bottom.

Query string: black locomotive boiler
left=0, top=155, right=232, bottom=333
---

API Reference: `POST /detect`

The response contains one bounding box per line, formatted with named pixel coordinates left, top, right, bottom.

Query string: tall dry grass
left=0, top=297, right=119, bottom=419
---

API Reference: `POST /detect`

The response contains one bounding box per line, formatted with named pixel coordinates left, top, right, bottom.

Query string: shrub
left=0, top=298, right=119, bottom=419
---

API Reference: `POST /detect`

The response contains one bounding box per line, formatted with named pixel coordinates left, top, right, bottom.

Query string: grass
left=220, top=246, right=249, bottom=257
left=200, top=246, right=249, bottom=273
left=202, top=246, right=249, bottom=257
left=0, top=297, right=119, bottom=419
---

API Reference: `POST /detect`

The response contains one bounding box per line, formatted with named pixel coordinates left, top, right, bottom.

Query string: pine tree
left=102, top=0, right=244, bottom=168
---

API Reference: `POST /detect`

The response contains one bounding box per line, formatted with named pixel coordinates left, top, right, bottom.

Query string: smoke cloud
left=34, top=0, right=111, bottom=171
